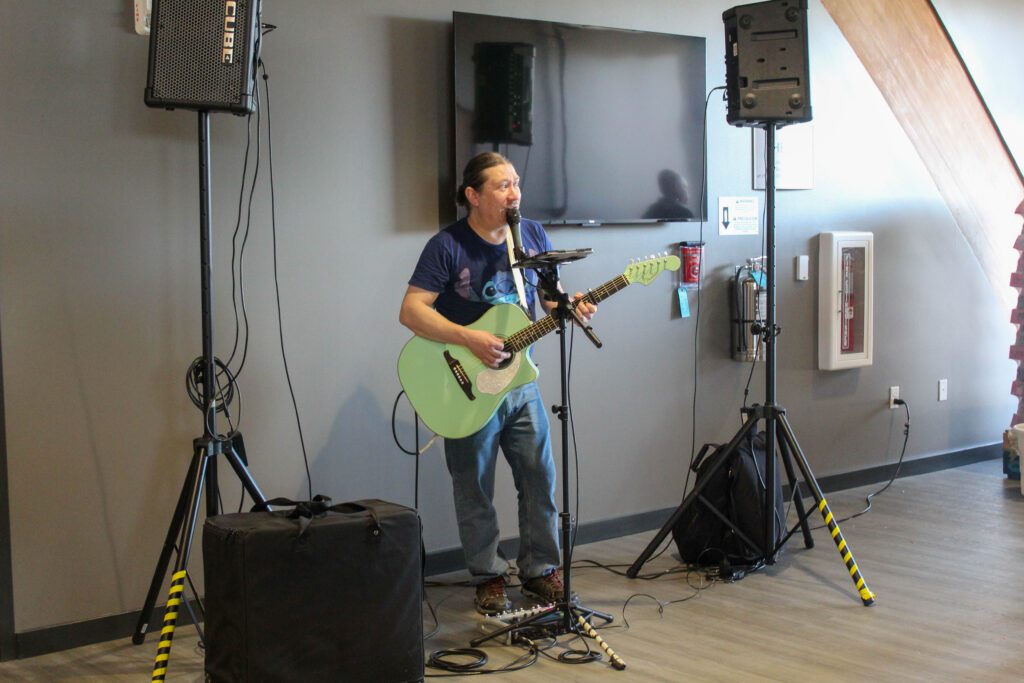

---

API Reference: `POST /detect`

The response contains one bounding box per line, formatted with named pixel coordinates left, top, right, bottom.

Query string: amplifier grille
left=150, top=0, right=251, bottom=108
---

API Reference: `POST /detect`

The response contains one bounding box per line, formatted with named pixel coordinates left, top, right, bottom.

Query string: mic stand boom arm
left=533, top=265, right=602, bottom=350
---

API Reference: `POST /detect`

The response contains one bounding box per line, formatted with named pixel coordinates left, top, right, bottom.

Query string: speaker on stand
left=145, top=0, right=262, bottom=114
left=723, top=0, right=811, bottom=127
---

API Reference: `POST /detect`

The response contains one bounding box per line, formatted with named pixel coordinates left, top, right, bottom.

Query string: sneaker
left=474, top=576, right=512, bottom=615
left=521, top=569, right=579, bottom=605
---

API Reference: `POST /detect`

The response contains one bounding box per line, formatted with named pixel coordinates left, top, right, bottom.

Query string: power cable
left=811, top=398, right=912, bottom=529
left=683, top=85, right=727, bottom=497
left=261, top=59, right=313, bottom=499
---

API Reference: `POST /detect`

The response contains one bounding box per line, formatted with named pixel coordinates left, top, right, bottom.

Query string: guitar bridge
left=444, top=351, right=475, bottom=401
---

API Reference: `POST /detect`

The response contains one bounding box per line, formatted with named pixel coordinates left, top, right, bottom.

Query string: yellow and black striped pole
left=151, top=569, right=187, bottom=682
left=775, top=415, right=875, bottom=606
left=576, top=614, right=626, bottom=670
left=817, top=498, right=875, bottom=606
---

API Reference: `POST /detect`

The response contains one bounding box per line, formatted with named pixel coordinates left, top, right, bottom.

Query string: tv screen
left=453, top=12, right=707, bottom=225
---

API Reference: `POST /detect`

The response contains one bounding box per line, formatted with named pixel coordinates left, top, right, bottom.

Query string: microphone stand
left=472, top=256, right=623, bottom=670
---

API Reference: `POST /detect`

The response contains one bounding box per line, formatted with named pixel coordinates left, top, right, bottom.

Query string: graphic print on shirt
left=481, top=270, right=521, bottom=305
left=453, top=267, right=520, bottom=307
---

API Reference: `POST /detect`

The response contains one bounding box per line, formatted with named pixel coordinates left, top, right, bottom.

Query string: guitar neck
left=503, top=274, right=631, bottom=353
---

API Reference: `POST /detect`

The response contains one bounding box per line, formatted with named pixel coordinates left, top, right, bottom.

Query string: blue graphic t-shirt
left=409, top=216, right=554, bottom=326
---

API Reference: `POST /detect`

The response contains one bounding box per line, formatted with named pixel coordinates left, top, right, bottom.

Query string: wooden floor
left=1, top=460, right=1020, bottom=681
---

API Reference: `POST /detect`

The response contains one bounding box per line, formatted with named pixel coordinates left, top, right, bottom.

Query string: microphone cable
left=390, top=390, right=439, bottom=511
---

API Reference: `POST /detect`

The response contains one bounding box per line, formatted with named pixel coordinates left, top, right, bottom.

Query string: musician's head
left=457, top=152, right=521, bottom=229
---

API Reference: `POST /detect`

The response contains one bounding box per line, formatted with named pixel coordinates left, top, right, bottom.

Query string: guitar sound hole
left=496, top=352, right=515, bottom=370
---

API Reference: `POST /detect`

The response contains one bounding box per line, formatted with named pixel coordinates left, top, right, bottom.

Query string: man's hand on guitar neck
left=543, top=291, right=597, bottom=323
left=572, top=292, right=597, bottom=322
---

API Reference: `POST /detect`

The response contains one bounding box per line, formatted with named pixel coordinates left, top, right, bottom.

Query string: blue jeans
left=444, top=382, right=560, bottom=583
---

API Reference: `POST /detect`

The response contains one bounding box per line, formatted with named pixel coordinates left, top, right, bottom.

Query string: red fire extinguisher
left=841, top=251, right=855, bottom=352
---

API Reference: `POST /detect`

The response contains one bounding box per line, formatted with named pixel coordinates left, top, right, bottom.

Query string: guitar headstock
left=623, top=253, right=681, bottom=285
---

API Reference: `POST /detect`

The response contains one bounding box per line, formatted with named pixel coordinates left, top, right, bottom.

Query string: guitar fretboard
left=503, top=275, right=631, bottom=353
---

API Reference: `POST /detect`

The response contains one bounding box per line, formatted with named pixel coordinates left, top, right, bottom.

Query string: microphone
left=506, top=207, right=525, bottom=262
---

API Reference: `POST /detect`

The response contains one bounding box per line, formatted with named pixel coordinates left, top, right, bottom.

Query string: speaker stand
left=627, top=123, right=875, bottom=607
left=132, top=112, right=269, bottom=683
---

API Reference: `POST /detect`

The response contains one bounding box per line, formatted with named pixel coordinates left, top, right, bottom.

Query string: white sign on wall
left=718, top=196, right=759, bottom=236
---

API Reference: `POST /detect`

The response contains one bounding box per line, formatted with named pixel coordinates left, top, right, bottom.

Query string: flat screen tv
left=453, top=12, right=707, bottom=225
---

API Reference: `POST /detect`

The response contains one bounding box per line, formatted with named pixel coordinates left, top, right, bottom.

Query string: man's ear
left=465, top=186, right=480, bottom=208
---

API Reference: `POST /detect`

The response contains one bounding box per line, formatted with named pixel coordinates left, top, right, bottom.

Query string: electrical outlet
left=889, top=386, right=899, bottom=409
left=938, top=378, right=948, bottom=401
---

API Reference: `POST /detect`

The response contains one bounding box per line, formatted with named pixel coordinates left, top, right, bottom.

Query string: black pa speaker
left=145, top=0, right=261, bottom=114
left=472, top=42, right=535, bottom=146
left=723, top=0, right=812, bottom=127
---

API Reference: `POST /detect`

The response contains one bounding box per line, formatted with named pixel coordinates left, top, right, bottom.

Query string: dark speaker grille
left=149, top=0, right=253, bottom=109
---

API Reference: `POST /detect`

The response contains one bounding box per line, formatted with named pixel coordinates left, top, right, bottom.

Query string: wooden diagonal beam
left=821, top=0, right=1023, bottom=302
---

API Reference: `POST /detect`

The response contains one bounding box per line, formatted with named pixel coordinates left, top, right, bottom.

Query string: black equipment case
left=672, top=433, right=784, bottom=567
left=203, top=498, right=424, bottom=682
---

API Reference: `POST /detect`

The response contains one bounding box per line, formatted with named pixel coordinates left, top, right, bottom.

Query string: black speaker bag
left=671, top=443, right=732, bottom=565
left=728, top=432, right=785, bottom=561
left=672, top=433, right=784, bottom=566
left=203, top=498, right=424, bottom=683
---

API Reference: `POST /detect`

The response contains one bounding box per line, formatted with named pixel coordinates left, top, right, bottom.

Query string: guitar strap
left=504, top=229, right=531, bottom=318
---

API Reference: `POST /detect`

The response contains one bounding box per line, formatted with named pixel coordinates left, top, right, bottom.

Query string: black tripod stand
left=628, top=123, right=875, bottom=607
left=132, top=112, right=269, bottom=681
left=470, top=253, right=623, bottom=669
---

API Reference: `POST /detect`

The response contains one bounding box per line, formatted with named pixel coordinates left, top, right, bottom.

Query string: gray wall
left=0, top=0, right=1017, bottom=632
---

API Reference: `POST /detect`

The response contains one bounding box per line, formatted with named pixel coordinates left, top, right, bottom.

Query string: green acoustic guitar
left=397, top=254, right=680, bottom=439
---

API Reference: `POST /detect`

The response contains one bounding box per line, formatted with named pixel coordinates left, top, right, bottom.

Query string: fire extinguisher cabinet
left=818, top=231, right=874, bottom=370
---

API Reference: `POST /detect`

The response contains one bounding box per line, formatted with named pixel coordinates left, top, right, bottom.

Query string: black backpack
left=671, top=432, right=784, bottom=567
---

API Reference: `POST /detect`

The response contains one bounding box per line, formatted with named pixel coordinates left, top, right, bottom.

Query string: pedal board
left=478, top=603, right=558, bottom=644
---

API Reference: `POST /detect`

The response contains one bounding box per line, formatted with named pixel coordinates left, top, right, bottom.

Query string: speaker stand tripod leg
left=150, top=440, right=213, bottom=682
left=132, top=445, right=201, bottom=645
left=776, top=414, right=875, bottom=606
left=206, top=449, right=219, bottom=517
left=223, top=431, right=268, bottom=505
left=774, top=421, right=814, bottom=549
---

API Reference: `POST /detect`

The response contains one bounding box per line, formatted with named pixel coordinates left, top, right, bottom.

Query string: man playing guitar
left=399, top=152, right=595, bottom=615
